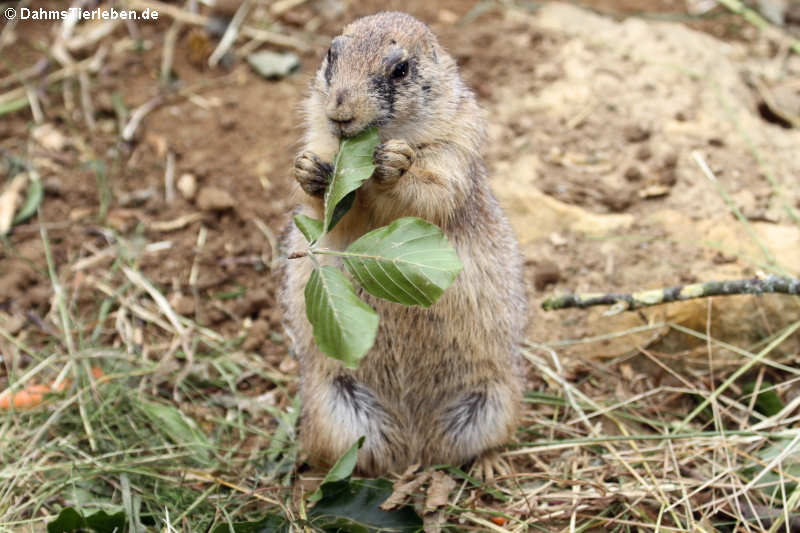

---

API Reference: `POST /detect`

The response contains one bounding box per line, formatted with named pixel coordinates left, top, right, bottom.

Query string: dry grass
left=1, top=244, right=798, bottom=531
left=1, top=1, right=799, bottom=532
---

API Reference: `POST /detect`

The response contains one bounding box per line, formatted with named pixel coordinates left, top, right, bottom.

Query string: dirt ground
left=2, top=0, right=800, bottom=440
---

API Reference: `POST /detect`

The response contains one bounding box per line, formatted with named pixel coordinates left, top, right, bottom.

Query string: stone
left=197, top=186, right=235, bottom=211
left=247, top=51, right=300, bottom=80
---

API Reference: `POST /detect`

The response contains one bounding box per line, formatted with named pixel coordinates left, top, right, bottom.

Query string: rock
left=177, top=173, right=198, bottom=200
left=438, top=9, right=458, bottom=24
left=623, top=124, right=650, bottom=143
left=43, top=177, right=64, bottom=196
left=32, top=123, right=68, bottom=151
left=197, top=186, right=235, bottom=211
left=242, top=319, right=271, bottom=352
left=624, top=166, right=643, bottom=181
left=279, top=355, right=299, bottom=374
left=599, top=186, right=635, bottom=212
left=247, top=51, right=300, bottom=80
left=659, top=168, right=678, bottom=186
left=534, top=259, right=561, bottom=290
left=171, top=294, right=195, bottom=316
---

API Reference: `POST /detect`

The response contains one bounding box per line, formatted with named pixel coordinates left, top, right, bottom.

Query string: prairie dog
left=280, top=11, right=527, bottom=476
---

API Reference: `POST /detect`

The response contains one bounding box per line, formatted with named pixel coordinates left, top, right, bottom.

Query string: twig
left=160, top=20, right=183, bottom=83
left=208, top=0, right=254, bottom=68
left=123, top=0, right=310, bottom=51
left=25, top=87, right=44, bottom=123
left=164, top=151, right=176, bottom=204
left=78, top=71, right=96, bottom=131
left=0, top=45, right=108, bottom=109
left=121, top=95, right=164, bottom=141
left=541, top=275, right=800, bottom=312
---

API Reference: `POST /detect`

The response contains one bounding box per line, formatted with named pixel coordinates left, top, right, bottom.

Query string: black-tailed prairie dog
left=281, top=11, right=527, bottom=476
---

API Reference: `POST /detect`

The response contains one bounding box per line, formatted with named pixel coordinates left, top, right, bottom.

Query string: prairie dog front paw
left=294, top=151, right=333, bottom=197
left=372, top=139, right=415, bottom=184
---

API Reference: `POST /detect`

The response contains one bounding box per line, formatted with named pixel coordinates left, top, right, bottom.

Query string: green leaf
left=742, top=381, right=784, bottom=417
left=748, top=436, right=800, bottom=499
left=210, top=513, right=290, bottom=533
left=138, top=400, right=211, bottom=464
left=294, top=214, right=324, bottom=243
left=323, top=127, right=379, bottom=233
left=309, top=479, right=422, bottom=533
left=329, top=190, right=356, bottom=234
left=304, top=266, right=379, bottom=368
left=0, top=97, right=28, bottom=116
left=341, top=217, right=462, bottom=307
left=309, top=436, right=365, bottom=503
left=85, top=510, right=127, bottom=532
left=47, top=507, right=126, bottom=533
left=47, top=508, right=84, bottom=533
left=12, top=176, right=43, bottom=225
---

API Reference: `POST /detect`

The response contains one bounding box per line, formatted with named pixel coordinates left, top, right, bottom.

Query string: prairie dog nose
left=326, top=89, right=354, bottom=123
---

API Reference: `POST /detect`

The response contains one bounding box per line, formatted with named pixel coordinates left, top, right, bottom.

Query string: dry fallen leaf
left=0, top=173, right=29, bottom=235
left=380, top=465, right=428, bottom=511
left=422, top=510, right=445, bottom=533
left=424, top=470, right=456, bottom=514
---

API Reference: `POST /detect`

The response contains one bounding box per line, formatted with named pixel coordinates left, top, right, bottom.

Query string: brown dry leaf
left=620, top=363, right=634, bottom=381
left=422, top=510, right=446, bottom=533
left=380, top=465, right=428, bottom=511
left=0, top=173, right=29, bottom=235
left=424, top=470, right=456, bottom=514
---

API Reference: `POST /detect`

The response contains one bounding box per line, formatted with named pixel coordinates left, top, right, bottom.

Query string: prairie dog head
left=310, top=12, right=460, bottom=141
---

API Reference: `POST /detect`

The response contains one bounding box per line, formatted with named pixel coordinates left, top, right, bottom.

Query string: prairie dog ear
left=430, top=47, right=438, bottom=64
left=328, top=35, right=348, bottom=58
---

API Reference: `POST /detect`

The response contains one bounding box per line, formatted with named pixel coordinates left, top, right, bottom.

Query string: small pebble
left=247, top=51, right=300, bottom=80
left=600, top=187, right=635, bottom=212
left=623, top=125, right=650, bottom=143
left=177, top=173, right=198, bottom=200
left=43, top=177, right=64, bottom=196
left=624, top=166, right=643, bottom=182
left=172, top=294, right=195, bottom=316
left=197, top=186, right=235, bottom=211
left=534, top=259, right=561, bottom=291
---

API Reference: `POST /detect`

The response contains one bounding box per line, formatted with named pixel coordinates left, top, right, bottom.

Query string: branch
left=541, top=275, right=800, bottom=312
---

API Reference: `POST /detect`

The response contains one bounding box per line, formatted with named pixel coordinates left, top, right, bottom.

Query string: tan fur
left=280, top=12, right=527, bottom=476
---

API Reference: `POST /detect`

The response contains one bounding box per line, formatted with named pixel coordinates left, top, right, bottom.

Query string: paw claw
left=470, top=451, right=511, bottom=483
left=373, top=139, right=415, bottom=184
left=294, top=151, right=332, bottom=197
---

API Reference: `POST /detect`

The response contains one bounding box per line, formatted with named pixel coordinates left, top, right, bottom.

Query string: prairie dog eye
left=391, top=61, right=409, bottom=80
